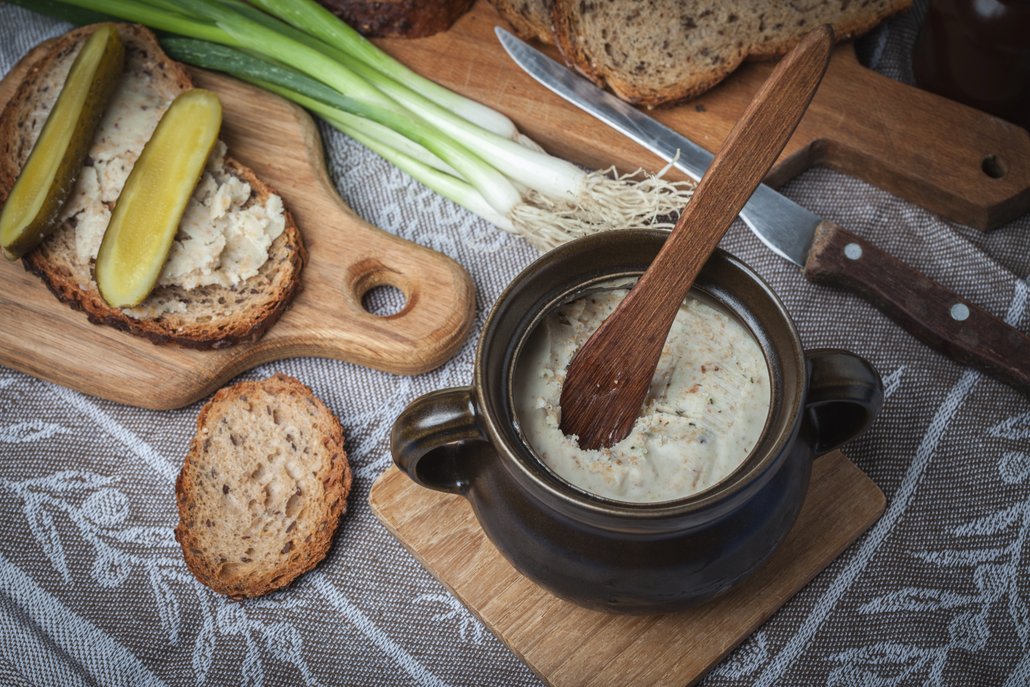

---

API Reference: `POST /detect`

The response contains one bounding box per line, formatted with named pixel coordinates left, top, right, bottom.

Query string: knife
left=496, top=28, right=1030, bottom=395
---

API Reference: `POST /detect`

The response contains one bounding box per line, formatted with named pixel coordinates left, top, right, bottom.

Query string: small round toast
left=175, top=373, right=351, bottom=599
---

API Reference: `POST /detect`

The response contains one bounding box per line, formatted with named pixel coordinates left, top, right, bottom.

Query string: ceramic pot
left=391, top=229, right=883, bottom=613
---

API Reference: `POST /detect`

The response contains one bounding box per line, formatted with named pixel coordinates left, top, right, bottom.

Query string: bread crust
left=175, top=373, right=352, bottom=599
left=0, top=24, right=305, bottom=348
left=491, top=0, right=554, bottom=44
left=551, top=0, right=912, bottom=108
left=319, top=0, right=474, bottom=37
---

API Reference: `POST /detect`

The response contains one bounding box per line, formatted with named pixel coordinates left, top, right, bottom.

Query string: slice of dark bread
left=318, top=0, right=474, bottom=37
left=175, top=373, right=352, bottom=599
left=0, top=24, right=305, bottom=348
left=491, top=0, right=554, bottom=44
left=551, top=0, right=911, bottom=107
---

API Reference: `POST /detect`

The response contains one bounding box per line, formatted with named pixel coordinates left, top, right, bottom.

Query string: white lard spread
left=54, top=69, right=285, bottom=304
left=514, top=286, right=771, bottom=503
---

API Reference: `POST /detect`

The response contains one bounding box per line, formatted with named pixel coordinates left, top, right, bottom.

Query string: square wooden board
left=369, top=452, right=884, bottom=686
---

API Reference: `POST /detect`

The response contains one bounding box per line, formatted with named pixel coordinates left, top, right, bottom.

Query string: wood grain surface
left=381, top=2, right=1030, bottom=230
left=370, top=451, right=885, bottom=687
left=0, top=40, right=475, bottom=410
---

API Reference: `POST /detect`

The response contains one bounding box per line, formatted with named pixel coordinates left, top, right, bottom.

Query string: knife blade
left=497, top=28, right=1030, bottom=394
left=497, top=27, right=818, bottom=267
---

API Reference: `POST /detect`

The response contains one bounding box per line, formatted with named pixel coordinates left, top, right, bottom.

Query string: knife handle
left=804, top=221, right=1030, bottom=394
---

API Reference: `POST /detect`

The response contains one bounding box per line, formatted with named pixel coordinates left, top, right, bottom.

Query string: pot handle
left=804, top=349, right=884, bottom=456
left=390, top=386, right=485, bottom=494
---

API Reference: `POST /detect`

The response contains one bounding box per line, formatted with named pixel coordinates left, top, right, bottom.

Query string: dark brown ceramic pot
left=391, top=229, right=882, bottom=613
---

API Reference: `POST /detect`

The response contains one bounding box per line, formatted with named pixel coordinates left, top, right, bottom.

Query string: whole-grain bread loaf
left=492, top=0, right=554, bottom=44
left=0, top=24, right=305, bottom=348
left=318, top=0, right=473, bottom=37
left=551, top=0, right=911, bottom=107
left=175, top=373, right=352, bottom=599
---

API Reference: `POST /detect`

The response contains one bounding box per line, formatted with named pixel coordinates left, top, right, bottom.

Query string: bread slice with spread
left=551, top=0, right=911, bottom=107
left=0, top=24, right=305, bottom=348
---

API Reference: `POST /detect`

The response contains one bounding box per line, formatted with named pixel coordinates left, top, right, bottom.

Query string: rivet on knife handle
left=805, top=221, right=1030, bottom=394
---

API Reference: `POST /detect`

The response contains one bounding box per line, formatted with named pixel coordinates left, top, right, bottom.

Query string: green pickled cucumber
left=95, top=89, right=222, bottom=308
left=0, top=24, right=125, bottom=259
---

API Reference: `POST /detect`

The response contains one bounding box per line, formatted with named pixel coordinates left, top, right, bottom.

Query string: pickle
left=0, top=25, right=125, bottom=259
left=95, top=89, right=222, bottom=308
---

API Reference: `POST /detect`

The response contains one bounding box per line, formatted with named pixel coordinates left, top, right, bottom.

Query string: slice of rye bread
left=0, top=24, right=305, bottom=348
left=492, top=0, right=555, bottom=44
left=319, top=0, right=474, bottom=37
left=551, top=0, right=911, bottom=107
left=175, top=373, right=352, bottom=599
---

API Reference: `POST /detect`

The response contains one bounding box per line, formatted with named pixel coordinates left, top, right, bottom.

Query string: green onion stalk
left=245, top=0, right=519, bottom=139
left=19, top=0, right=694, bottom=250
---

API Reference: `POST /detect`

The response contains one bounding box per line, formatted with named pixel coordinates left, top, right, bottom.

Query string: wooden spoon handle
left=635, top=25, right=833, bottom=315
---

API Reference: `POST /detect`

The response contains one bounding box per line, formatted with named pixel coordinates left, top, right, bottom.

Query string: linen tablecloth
left=1, top=2, right=1028, bottom=685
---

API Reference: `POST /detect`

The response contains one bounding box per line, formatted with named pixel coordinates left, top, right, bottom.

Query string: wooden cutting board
left=370, top=451, right=885, bottom=687
left=0, top=42, right=475, bottom=409
left=380, top=2, right=1030, bottom=230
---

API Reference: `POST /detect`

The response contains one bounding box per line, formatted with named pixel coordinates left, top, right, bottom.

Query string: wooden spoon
left=559, top=26, right=834, bottom=450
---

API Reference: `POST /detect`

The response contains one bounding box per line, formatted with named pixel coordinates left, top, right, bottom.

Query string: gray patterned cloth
left=1, top=2, right=1028, bottom=685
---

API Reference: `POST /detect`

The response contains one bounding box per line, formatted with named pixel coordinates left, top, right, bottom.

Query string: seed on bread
left=175, top=374, right=351, bottom=599
left=551, top=0, right=911, bottom=107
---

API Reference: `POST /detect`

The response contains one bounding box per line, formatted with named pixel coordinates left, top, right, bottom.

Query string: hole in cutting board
left=348, top=258, right=411, bottom=318
left=362, top=284, right=407, bottom=317
left=981, top=154, right=1007, bottom=179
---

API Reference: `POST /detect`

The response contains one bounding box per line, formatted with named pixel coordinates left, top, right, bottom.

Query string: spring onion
left=161, top=38, right=504, bottom=224
left=23, top=0, right=695, bottom=250
left=164, top=0, right=585, bottom=203
left=243, top=0, right=519, bottom=138
left=288, top=93, right=514, bottom=231
left=159, top=38, right=521, bottom=216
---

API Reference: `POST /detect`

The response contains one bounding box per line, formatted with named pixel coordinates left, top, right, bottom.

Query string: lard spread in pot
left=514, top=285, right=771, bottom=503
